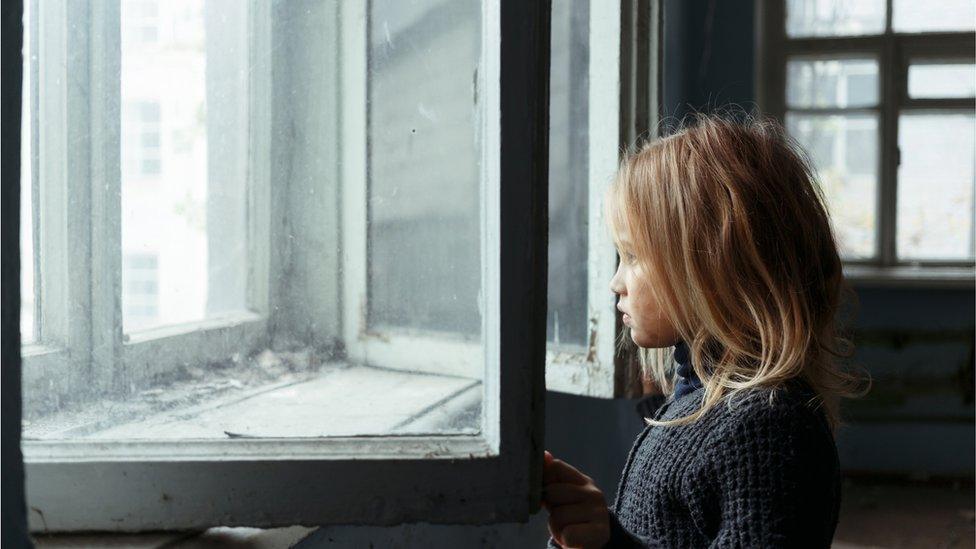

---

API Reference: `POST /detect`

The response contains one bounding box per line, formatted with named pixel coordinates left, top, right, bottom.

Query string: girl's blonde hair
left=606, top=113, right=869, bottom=432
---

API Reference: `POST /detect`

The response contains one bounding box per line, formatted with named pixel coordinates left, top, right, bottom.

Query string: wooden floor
left=833, top=476, right=975, bottom=549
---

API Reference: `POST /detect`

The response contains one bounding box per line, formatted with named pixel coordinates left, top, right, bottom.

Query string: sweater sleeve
left=702, top=396, right=840, bottom=549
left=546, top=508, right=664, bottom=549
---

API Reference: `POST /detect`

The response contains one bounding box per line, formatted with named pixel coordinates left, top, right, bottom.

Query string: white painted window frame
left=546, top=0, right=662, bottom=398
left=21, top=0, right=93, bottom=419
left=23, top=0, right=548, bottom=532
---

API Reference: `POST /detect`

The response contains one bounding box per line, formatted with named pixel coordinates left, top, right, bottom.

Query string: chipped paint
left=585, top=311, right=600, bottom=363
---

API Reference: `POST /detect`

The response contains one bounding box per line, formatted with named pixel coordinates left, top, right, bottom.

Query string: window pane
left=787, top=112, right=879, bottom=259
left=20, top=0, right=34, bottom=344
left=125, top=0, right=159, bottom=45
left=786, top=0, right=885, bottom=37
left=897, top=112, right=975, bottom=261
left=787, top=57, right=879, bottom=109
left=123, top=253, right=159, bottom=328
left=547, top=0, right=588, bottom=348
left=908, top=62, right=976, bottom=99
left=893, top=0, right=976, bottom=33
left=121, top=0, right=248, bottom=332
left=367, top=0, right=481, bottom=337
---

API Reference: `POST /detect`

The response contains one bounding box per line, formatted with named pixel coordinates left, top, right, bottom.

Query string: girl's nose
left=609, top=270, right=625, bottom=295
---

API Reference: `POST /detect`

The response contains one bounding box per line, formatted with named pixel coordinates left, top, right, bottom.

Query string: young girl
left=541, top=114, right=866, bottom=548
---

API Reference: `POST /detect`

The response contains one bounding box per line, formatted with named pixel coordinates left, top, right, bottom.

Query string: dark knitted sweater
left=547, top=378, right=841, bottom=548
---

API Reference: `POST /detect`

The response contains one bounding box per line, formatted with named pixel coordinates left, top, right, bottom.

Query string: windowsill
left=123, top=310, right=264, bottom=345
left=843, top=264, right=976, bottom=289
left=23, top=355, right=482, bottom=441
left=20, top=342, right=64, bottom=359
left=33, top=525, right=316, bottom=548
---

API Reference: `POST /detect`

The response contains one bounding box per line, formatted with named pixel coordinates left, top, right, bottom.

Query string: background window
left=122, top=253, right=160, bottom=330
left=121, top=0, right=247, bottom=333
left=127, top=0, right=159, bottom=45
left=123, top=100, right=162, bottom=178
left=907, top=61, right=976, bottom=99
left=892, top=0, right=976, bottom=33
left=786, top=0, right=886, bottom=38
left=765, top=0, right=975, bottom=274
left=896, top=112, right=975, bottom=260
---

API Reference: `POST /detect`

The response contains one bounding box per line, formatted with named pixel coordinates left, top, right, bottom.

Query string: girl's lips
left=622, top=313, right=632, bottom=324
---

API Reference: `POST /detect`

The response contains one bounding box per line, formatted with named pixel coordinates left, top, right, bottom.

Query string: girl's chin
left=631, top=330, right=674, bottom=349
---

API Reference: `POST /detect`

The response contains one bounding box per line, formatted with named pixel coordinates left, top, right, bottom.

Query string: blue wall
left=662, top=0, right=756, bottom=122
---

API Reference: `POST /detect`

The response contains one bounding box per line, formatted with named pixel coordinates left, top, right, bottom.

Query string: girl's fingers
left=547, top=522, right=564, bottom=547
left=543, top=482, right=599, bottom=505
left=547, top=502, right=599, bottom=531
left=560, top=522, right=607, bottom=549
left=542, top=456, right=591, bottom=485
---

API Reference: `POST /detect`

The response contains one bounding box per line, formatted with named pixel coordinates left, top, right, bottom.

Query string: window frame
left=757, top=0, right=976, bottom=287
left=545, top=0, right=662, bottom=398
left=21, top=0, right=95, bottom=421
left=22, top=0, right=550, bottom=532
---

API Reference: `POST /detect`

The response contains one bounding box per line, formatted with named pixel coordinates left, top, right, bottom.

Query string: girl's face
left=609, top=233, right=680, bottom=348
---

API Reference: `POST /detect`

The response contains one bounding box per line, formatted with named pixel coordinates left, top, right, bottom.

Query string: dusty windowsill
left=24, top=351, right=482, bottom=440
left=32, top=525, right=316, bottom=548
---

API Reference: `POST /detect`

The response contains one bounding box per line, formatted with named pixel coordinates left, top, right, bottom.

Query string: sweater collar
left=673, top=340, right=703, bottom=400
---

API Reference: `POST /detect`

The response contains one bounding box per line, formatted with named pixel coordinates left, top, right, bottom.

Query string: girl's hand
left=541, top=450, right=611, bottom=549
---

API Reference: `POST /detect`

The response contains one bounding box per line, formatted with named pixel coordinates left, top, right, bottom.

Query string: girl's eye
left=623, top=252, right=637, bottom=264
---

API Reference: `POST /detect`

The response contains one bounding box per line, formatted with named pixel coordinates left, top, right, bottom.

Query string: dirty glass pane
left=897, top=112, right=976, bottom=261
left=121, top=0, right=247, bottom=333
left=787, top=57, right=879, bottom=109
left=787, top=112, right=879, bottom=259
left=367, top=0, right=482, bottom=337
left=24, top=0, right=492, bottom=442
left=21, top=1, right=35, bottom=344
left=786, top=0, right=885, bottom=37
left=547, top=0, right=589, bottom=348
left=908, top=62, right=976, bottom=99
left=893, top=0, right=976, bottom=33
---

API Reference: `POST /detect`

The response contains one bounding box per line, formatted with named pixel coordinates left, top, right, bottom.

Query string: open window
left=21, top=0, right=549, bottom=531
